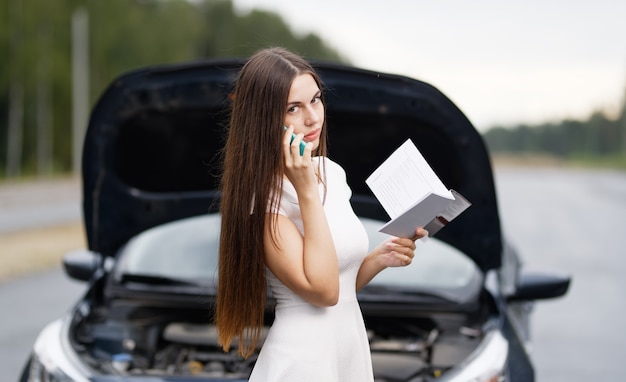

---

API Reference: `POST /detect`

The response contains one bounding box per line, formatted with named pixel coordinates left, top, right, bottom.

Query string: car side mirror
left=508, top=269, right=571, bottom=301
left=63, top=249, right=101, bottom=281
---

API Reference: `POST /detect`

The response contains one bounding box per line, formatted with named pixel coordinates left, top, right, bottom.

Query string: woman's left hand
left=356, top=227, right=428, bottom=290
left=371, top=227, right=428, bottom=268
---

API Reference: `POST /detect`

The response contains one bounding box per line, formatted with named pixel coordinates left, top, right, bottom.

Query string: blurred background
left=0, top=0, right=626, bottom=179
left=1, top=0, right=625, bottom=177
left=1, top=0, right=625, bottom=380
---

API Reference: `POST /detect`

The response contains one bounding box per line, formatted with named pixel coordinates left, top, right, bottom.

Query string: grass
left=567, top=153, right=626, bottom=171
left=491, top=152, right=626, bottom=171
left=0, top=222, right=86, bottom=283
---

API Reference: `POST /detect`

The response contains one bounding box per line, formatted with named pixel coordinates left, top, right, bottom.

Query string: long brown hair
left=216, top=47, right=327, bottom=358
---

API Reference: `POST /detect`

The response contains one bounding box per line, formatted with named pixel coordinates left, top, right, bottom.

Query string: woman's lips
left=304, top=129, right=321, bottom=142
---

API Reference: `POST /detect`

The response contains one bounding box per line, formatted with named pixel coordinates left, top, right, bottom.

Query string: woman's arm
left=264, top=201, right=339, bottom=307
left=355, top=228, right=427, bottom=290
left=263, top=132, right=339, bottom=307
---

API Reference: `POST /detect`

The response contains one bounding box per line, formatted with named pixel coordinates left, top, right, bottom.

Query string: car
left=20, top=58, right=570, bottom=382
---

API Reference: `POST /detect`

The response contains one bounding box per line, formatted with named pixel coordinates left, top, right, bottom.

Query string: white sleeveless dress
left=248, top=157, right=374, bottom=382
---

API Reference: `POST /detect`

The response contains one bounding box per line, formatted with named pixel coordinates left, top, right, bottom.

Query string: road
left=0, top=176, right=81, bottom=234
left=0, top=268, right=85, bottom=380
left=0, top=176, right=84, bottom=380
left=495, top=167, right=626, bottom=381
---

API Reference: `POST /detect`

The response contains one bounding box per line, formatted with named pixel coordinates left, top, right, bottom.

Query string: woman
left=216, top=47, right=426, bottom=382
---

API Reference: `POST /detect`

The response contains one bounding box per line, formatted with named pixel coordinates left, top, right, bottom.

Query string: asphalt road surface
left=0, top=268, right=85, bottom=380
left=0, top=176, right=81, bottom=234
left=495, top=167, right=626, bottom=381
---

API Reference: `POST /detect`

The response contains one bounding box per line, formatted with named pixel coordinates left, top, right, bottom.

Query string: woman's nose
left=305, top=105, right=321, bottom=125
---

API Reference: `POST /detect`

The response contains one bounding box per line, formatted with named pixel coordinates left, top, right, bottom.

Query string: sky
left=232, top=0, right=626, bottom=131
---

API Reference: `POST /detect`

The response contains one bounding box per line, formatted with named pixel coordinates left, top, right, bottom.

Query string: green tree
left=196, top=0, right=346, bottom=61
left=0, top=0, right=346, bottom=178
left=482, top=91, right=626, bottom=169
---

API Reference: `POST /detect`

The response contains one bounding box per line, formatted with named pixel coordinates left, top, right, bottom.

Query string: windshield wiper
left=359, top=285, right=458, bottom=304
left=119, top=273, right=200, bottom=286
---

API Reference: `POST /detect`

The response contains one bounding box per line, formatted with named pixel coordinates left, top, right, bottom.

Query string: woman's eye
left=288, top=105, right=299, bottom=113
left=312, top=96, right=321, bottom=104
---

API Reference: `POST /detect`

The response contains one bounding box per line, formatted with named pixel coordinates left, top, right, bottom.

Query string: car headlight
left=24, top=319, right=90, bottom=382
left=27, top=353, right=74, bottom=382
left=435, top=330, right=508, bottom=382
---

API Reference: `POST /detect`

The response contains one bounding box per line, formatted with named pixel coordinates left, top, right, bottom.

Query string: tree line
left=0, top=0, right=346, bottom=178
left=482, top=92, right=626, bottom=167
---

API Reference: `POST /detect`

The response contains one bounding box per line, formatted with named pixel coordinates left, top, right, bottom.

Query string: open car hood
left=82, top=59, right=502, bottom=271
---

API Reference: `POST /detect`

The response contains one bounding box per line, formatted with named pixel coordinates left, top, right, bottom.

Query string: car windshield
left=116, top=214, right=479, bottom=293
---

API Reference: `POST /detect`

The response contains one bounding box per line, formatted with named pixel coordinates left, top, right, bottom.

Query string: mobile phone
left=284, top=126, right=307, bottom=156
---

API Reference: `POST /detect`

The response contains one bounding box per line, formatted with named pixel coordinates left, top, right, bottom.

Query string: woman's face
left=284, top=73, right=325, bottom=151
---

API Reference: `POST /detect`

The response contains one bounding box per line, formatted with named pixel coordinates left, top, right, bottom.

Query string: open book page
left=365, top=139, right=452, bottom=219
left=366, top=139, right=470, bottom=238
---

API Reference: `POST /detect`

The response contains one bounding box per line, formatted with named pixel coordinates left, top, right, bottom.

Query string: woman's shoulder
left=317, top=156, right=346, bottom=179
left=318, top=157, right=351, bottom=200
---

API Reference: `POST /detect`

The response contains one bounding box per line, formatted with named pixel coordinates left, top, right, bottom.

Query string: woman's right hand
left=282, top=125, right=316, bottom=195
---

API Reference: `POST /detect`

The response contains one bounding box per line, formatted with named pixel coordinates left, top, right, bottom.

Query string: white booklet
left=365, top=139, right=471, bottom=238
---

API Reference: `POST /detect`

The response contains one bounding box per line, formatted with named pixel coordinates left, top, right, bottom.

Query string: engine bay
left=70, top=298, right=487, bottom=381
